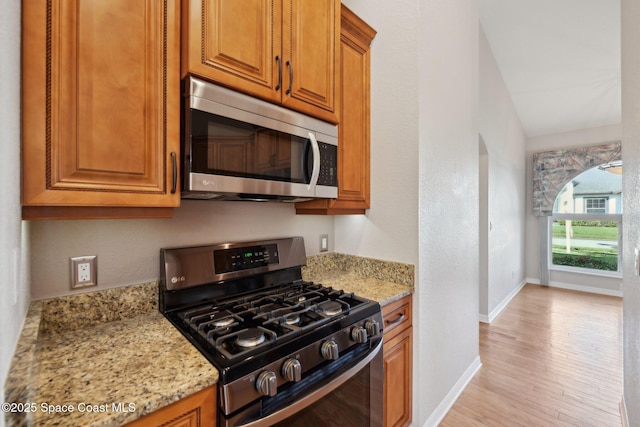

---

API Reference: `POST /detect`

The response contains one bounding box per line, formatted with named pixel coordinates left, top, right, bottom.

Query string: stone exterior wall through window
left=532, top=142, right=621, bottom=216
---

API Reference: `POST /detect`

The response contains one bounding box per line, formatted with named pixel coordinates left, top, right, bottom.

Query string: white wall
left=621, top=0, right=640, bottom=423
left=524, top=125, right=623, bottom=295
left=417, top=1, right=480, bottom=425
left=30, top=201, right=334, bottom=299
left=334, top=1, right=420, bottom=266
left=339, top=1, right=481, bottom=425
left=0, top=1, right=30, bottom=425
left=478, top=27, right=527, bottom=320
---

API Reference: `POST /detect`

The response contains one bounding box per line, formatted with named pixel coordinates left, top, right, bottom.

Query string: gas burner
left=283, top=314, right=300, bottom=325
left=160, top=237, right=384, bottom=423
left=318, top=301, right=343, bottom=316
left=236, top=328, right=267, bottom=348
left=215, top=327, right=278, bottom=360
left=212, top=317, right=236, bottom=328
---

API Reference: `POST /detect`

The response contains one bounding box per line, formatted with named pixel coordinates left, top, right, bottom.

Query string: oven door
left=220, top=339, right=383, bottom=427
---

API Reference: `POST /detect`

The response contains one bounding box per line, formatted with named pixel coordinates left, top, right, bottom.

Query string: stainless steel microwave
left=182, top=77, right=338, bottom=202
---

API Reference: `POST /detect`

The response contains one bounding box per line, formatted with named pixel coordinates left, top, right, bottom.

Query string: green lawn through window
left=552, top=221, right=618, bottom=271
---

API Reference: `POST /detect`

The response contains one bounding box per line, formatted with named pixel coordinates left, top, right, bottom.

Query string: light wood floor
left=440, top=284, right=623, bottom=427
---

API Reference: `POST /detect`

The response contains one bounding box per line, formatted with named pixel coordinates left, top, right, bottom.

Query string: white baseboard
left=422, top=356, right=482, bottom=427
left=525, top=277, right=623, bottom=297
left=620, top=395, right=629, bottom=427
left=479, top=279, right=527, bottom=324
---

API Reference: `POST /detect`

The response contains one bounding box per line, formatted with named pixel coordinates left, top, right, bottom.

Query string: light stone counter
left=303, top=270, right=413, bottom=306
left=302, top=253, right=414, bottom=307
left=4, top=283, right=218, bottom=427
left=4, top=253, right=413, bottom=427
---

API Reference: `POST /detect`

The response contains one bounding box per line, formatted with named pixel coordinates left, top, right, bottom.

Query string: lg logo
left=171, top=276, right=186, bottom=284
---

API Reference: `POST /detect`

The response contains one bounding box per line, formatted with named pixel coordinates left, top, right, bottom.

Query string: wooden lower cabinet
left=124, top=386, right=216, bottom=427
left=382, top=296, right=413, bottom=427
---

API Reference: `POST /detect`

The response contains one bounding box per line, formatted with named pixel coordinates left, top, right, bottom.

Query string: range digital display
left=214, top=244, right=279, bottom=274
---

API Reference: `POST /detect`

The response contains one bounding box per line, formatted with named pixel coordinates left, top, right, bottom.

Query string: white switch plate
left=70, top=256, right=98, bottom=289
left=635, top=248, right=640, bottom=276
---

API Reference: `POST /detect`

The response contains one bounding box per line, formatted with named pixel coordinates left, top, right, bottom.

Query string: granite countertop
left=304, top=270, right=412, bottom=306
left=5, top=253, right=413, bottom=427
left=4, top=283, right=219, bottom=427
left=302, top=252, right=414, bottom=307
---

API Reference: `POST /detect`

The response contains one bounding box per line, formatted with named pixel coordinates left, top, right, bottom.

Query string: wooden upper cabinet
left=21, top=0, right=181, bottom=220
left=183, top=0, right=339, bottom=124
left=280, top=0, right=339, bottom=121
left=296, top=5, right=376, bottom=215
left=183, top=0, right=281, bottom=104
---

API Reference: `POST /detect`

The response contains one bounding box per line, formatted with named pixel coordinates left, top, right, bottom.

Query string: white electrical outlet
left=78, top=262, right=91, bottom=282
left=71, top=256, right=97, bottom=289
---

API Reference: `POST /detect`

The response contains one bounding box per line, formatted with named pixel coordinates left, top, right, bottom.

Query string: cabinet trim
left=22, top=206, right=174, bottom=220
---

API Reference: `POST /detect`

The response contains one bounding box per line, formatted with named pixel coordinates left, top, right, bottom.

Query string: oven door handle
left=239, top=339, right=383, bottom=427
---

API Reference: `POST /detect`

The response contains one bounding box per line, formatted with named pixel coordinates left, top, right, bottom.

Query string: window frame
left=549, top=212, right=622, bottom=278
left=584, top=197, right=608, bottom=214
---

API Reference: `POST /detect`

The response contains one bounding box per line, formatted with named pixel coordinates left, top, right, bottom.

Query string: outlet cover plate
left=70, top=256, right=97, bottom=289
left=320, top=234, right=329, bottom=252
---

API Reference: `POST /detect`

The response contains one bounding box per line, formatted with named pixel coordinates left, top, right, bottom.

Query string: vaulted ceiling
left=478, top=0, right=621, bottom=138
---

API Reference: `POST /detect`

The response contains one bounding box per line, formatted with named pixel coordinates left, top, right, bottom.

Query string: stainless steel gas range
left=159, top=237, right=383, bottom=426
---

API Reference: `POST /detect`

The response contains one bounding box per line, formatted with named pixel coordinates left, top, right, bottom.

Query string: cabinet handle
left=170, top=152, right=177, bottom=194
left=275, top=56, right=282, bottom=91
left=385, top=313, right=405, bottom=326
left=286, top=60, right=293, bottom=95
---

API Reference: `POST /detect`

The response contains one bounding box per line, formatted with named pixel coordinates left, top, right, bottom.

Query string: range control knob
left=282, top=358, right=302, bottom=382
left=351, top=326, right=368, bottom=344
left=365, top=319, right=380, bottom=337
left=321, top=340, right=339, bottom=360
left=256, top=370, right=277, bottom=397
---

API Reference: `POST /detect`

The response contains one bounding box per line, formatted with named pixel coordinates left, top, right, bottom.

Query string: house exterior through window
left=585, top=197, right=608, bottom=214
left=550, top=165, right=622, bottom=275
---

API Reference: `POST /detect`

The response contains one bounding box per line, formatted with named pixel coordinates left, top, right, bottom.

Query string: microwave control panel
left=318, top=143, right=337, bottom=186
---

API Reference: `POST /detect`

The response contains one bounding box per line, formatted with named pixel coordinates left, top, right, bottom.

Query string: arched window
left=550, top=162, right=622, bottom=274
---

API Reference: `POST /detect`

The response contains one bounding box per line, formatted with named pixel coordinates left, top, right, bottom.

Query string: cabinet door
left=383, top=326, right=413, bottom=427
left=334, top=6, right=372, bottom=209
left=281, top=0, right=339, bottom=123
left=184, top=0, right=282, bottom=103
left=22, top=0, right=180, bottom=218
left=295, top=5, right=375, bottom=215
left=382, top=295, right=413, bottom=427
left=124, top=386, right=216, bottom=427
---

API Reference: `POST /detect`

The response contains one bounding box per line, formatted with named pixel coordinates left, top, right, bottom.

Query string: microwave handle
left=307, top=133, right=320, bottom=192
